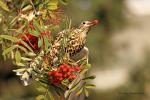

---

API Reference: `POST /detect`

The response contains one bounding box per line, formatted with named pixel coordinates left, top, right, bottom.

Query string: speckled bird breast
left=65, top=33, right=86, bottom=56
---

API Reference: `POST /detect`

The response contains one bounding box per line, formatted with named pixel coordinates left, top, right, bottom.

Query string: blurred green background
left=1, top=0, right=150, bottom=100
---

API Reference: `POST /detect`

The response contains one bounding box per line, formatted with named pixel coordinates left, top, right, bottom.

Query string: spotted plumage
left=48, top=20, right=99, bottom=63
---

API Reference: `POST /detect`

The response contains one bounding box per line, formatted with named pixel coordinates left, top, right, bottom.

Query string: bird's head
left=79, top=19, right=99, bottom=31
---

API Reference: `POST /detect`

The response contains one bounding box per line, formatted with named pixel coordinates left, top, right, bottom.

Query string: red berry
left=62, top=68, right=67, bottom=72
left=58, top=77, right=63, bottom=81
left=71, top=75, right=76, bottom=79
left=59, top=65, right=64, bottom=70
left=48, top=72, right=53, bottom=76
left=63, top=74, right=67, bottom=78
left=69, top=68, right=75, bottom=72
left=75, top=67, right=80, bottom=72
left=67, top=72, right=71, bottom=76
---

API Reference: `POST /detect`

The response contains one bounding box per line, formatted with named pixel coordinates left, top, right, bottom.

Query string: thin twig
left=29, top=0, right=37, bottom=14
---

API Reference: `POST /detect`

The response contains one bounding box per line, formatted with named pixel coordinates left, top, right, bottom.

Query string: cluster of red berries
left=17, top=30, right=51, bottom=51
left=48, top=64, right=80, bottom=85
left=17, top=33, right=39, bottom=50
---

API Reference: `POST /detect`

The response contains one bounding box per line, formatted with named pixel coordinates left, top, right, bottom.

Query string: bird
left=46, top=19, right=99, bottom=64
left=29, top=19, right=99, bottom=70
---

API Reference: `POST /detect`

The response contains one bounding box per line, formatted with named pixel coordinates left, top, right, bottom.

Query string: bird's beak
left=88, top=19, right=100, bottom=26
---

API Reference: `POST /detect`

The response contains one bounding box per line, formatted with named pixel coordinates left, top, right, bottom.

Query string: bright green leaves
left=48, top=0, right=59, bottom=10
left=0, top=0, right=9, bottom=11
left=38, top=38, right=43, bottom=48
left=43, top=36, right=50, bottom=51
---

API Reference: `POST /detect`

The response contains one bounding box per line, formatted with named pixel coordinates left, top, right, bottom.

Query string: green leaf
left=48, top=0, right=58, bottom=10
left=59, top=0, right=69, bottom=5
left=0, top=35, right=19, bottom=42
left=85, top=84, right=96, bottom=89
left=27, top=52, right=36, bottom=56
left=0, top=1, right=9, bottom=11
left=2, top=45, right=18, bottom=55
left=84, top=88, right=89, bottom=97
left=22, top=5, right=32, bottom=12
left=33, top=20, right=42, bottom=32
left=38, top=38, right=43, bottom=48
left=86, top=63, right=91, bottom=68
left=44, top=36, right=50, bottom=51
left=69, top=80, right=81, bottom=92
left=80, top=69, right=88, bottom=75
left=82, top=75, right=96, bottom=81
left=21, top=57, right=32, bottom=61
left=15, top=50, right=21, bottom=63
left=36, top=87, right=46, bottom=92
left=16, top=62, right=25, bottom=67
left=17, top=45, right=28, bottom=53
left=36, top=95, right=45, bottom=100
left=28, top=29, right=39, bottom=37
left=76, top=88, right=83, bottom=96
left=48, top=90, right=55, bottom=100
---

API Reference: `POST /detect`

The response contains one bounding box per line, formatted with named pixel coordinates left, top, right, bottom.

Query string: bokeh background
left=0, top=0, right=150, bottom=100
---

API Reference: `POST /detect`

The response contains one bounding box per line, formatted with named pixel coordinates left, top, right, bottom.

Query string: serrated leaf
left=82, top=75, right=96, bottom=81
left=2, top=45, right=17, bottom=55
left=0, top=35, right=19, bottom=42
left=15, top=50, right=21, bottom=63
left=85, top=84, right=96, bottom=89
left=36, top=95, right=45, bottom=100
left=38, top=38, right=43, bottom=48
left=0, top=1, right=9, bottom=11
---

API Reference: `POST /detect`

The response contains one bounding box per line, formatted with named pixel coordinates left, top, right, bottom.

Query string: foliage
left=0, top=0, right=95, bottom=99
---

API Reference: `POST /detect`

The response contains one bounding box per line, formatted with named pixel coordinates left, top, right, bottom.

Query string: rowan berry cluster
left=48, top=64, right=80, bottom=85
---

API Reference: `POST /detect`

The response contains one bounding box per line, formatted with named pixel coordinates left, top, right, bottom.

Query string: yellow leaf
left=0, top=0, right=9, bottom=11
left=48, top=0, right=58, bottom=10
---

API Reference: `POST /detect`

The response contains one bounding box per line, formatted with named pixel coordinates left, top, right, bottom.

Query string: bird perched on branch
left=14, top=19, right=99, bottom=86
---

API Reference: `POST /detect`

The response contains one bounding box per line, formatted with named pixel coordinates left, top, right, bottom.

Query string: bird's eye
left=82, top=22, right=85, bottom=24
